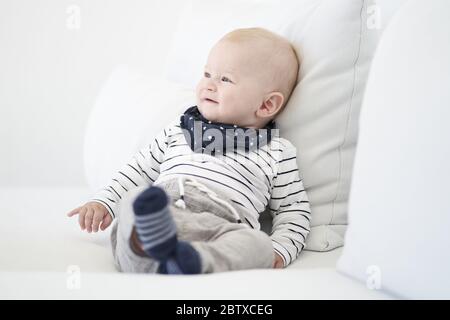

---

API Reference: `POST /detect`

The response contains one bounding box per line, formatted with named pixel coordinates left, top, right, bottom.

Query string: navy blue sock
left=132, top=186, right=201, bottom=274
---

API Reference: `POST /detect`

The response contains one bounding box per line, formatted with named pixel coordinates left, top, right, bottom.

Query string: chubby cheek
left=195, top=82, right=203, bottom=104
left=222, top=88, right=250, bottom=115
left=220, top=88, right=239, bottom=109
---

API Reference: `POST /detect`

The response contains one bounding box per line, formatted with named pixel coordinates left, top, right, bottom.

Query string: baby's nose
left=206, top=81, right=217, bottom=92
left=201, top=75, right=219, bottom=92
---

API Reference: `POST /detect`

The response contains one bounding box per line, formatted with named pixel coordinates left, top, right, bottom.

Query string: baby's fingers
left=78, top=207, right=88, bottom=230
left=92, top=211, right=103, bottom=233
left=84, top=208, right=94, bottom=233
left=100, top=214, right=113, bottom=231
left=67, top=206, right=82, bottom=217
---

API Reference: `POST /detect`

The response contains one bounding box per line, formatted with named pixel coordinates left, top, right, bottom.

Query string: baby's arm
left=67, top=123, right=172, bottom=232
left=268, top=143, right=311, bottom=267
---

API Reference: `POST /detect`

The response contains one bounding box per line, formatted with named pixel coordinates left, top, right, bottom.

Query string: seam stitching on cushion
left=330, top=0, right=365, bottom=225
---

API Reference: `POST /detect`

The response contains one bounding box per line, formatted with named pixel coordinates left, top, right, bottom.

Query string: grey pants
left=110, top=177, right=274, bottom=274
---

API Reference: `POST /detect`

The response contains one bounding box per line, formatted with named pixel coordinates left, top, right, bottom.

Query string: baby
left=67, top=27, right=311, bottom=274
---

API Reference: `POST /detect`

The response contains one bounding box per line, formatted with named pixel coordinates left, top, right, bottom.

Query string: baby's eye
left=204, top=72, right=211, bottom=78
left=221, top=76, right=232, bottom=83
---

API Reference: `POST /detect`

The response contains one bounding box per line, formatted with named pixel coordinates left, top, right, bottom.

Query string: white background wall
left=0, top=0, right=184, bottom=187
left=0, top=0, right=407, bottom=187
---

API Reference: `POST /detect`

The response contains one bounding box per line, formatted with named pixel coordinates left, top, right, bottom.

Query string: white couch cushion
left=337, top=0, right=450, bottom=299
left=0, top=268, right=390, bottom=299
left=0, top=186, right=339, bottom=273
left=0, top=187, right=389, bottom=299
left=164, top=0, right=379, bottom=251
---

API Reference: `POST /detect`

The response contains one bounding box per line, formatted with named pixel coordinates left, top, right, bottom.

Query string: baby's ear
left=258, top=92, right=284, bottom=118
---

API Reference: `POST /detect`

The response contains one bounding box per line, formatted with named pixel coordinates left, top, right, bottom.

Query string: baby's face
left=196, top=40, right=271, bottom=128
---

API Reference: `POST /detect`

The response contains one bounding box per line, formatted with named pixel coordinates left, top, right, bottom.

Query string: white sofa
left=5, top=0, right=442, bottom=299
left=0, top=187, right=387, bottom=299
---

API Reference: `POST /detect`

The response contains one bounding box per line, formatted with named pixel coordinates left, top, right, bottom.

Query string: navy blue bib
left=179, top=106, right=277, bottom=155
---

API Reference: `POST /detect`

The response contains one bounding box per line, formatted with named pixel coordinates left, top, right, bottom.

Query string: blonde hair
left=221, top=27, right=300, bottom=110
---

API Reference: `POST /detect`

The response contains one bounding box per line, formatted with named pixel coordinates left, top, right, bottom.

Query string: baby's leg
left=112, top=185, right=273, bottom=274
left=133, top=186, right=201, bottom=274
left=111, top=186, right=160, bottom=273
left=179, top=213, right=275, bottom=273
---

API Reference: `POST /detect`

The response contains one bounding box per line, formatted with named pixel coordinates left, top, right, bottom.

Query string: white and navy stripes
left=133, top=187, right=177, bottom=254
left=133, top=186, right=201, bottom=274
left=91, top=119, right=311, bottom=266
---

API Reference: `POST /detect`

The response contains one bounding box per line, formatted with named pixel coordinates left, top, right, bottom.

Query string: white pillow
left=84, top=66, right=195, bottom=192
left=164, top=0, right=379, bottom=251
left=337, top=0, right=450, bottom=299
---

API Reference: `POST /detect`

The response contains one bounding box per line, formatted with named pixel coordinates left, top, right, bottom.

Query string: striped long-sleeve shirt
left=91, top=119, right=311, bottom=266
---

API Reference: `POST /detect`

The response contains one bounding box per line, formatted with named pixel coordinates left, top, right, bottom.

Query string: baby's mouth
left=204, top=98, right=218, bottom=104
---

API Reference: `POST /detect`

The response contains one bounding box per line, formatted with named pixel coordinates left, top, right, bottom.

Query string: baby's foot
left=132, top=186, right=201, bottom=274
left=129, top=227, right=147, bottom=257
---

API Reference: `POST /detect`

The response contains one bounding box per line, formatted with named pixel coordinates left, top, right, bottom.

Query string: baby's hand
left=273, top=252, right=284, bottom=269
left=67, top=202, right=112, bottom=233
